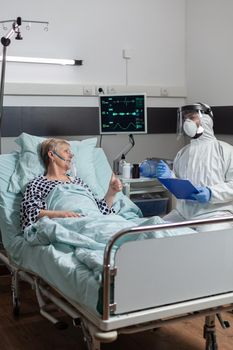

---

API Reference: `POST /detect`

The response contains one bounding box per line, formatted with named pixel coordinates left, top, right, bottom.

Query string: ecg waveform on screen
left=109, top=122, right=143, bottom=131
left=102, top=97, right=141, bottom=106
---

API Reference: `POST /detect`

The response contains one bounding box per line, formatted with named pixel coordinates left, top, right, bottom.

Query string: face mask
left=52, top=150, right=77, bottom=177
left=183, top=119, right=204, bottom=138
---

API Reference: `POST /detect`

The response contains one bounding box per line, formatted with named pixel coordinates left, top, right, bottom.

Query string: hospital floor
left=1, top=275, right=233, bottom=350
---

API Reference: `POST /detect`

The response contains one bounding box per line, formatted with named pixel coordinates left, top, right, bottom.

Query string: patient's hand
left=104, top=173, right=123, bottom=208
left=57, top=211, right=83, bottom=218
left=39, top=209, right=83, bottom=220
left=108, top=173, right=123, bottom=195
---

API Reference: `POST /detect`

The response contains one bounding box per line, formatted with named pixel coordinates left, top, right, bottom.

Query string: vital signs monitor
left=99, top=93, right=147, bottom=134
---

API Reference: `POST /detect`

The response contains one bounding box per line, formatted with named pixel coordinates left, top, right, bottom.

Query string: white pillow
left=8, top=133, right=98, bottom=194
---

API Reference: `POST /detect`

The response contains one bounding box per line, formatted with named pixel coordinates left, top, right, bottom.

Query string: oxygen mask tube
left=70, top=159, right=77, bottom=178
left=52, top=150, right=77, bottom=177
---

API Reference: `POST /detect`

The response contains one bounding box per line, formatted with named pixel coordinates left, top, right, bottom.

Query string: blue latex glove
left=191, top=186, right=211, bottom=203
left=155, top=160, right=172, bottom=178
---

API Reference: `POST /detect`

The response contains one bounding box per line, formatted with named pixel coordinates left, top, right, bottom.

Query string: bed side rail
left=103, top=215, right=233, bottom=320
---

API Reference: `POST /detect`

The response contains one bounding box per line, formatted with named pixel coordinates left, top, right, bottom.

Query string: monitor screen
left=99, top=93, right=147, bottom=134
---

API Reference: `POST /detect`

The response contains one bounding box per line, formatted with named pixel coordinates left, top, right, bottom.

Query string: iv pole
left=0, top=17, right=49, bottom=154
left=0, top=17, right=23, bottom=154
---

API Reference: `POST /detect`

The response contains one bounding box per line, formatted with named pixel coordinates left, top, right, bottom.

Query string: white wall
left=186, top=0, right=233, bottom=106
left=1, top=0, right=187, bottom=161
left=186, top=0, right=233, bottom=146
left=2, top=0, right=186, bottom=87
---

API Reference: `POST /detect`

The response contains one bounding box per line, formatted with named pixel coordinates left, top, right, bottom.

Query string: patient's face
left=54, top=144, right=73, bottom=170
left=58, top=145, right=72, bottom=158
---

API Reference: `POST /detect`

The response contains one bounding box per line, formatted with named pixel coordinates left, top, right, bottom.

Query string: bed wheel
left=204, top=315, right=218, bottom=350
left=73, top=317, right=81, bottom=327
left=81, top=320, right=101, bottom=350
left=83, top=337, right=100, bottom=350
left=81, top=321, right=92, bottom=350
left=12, top=297, right=20, bottom=317
left=205, top=332, right=218, bottom=350
left=223, top=320, right=230, bottom=328
left=216, top=313, right=230, bottom=329
left=11, top=270, right=20, bottom=317
left=54, top=321, right=69, bottom=330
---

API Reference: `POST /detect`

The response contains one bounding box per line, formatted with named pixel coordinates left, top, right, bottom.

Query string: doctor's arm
left=208, top=149, right=233, bottom=204
left=208, top=180, right=233, bottom=204
left=197, top=149, right=233, bottom=204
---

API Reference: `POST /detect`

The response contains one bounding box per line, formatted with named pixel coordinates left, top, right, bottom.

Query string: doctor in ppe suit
left=156, top=103, right=233, bottom=230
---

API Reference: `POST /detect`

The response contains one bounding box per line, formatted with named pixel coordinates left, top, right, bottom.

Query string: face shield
left=177, top=103, right=212, bottom=138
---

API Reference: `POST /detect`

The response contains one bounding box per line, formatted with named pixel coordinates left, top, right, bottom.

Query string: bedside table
left=120, top=177, right=170, bottom=216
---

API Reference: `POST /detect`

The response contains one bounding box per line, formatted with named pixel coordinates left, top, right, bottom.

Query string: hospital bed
left=0, top=133, right=233, bottom=350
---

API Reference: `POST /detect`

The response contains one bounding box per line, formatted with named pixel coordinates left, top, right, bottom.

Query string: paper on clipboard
left=158, top=177, right=199, bottom=200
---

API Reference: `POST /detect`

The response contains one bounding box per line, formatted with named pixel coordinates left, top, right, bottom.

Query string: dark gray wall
left=2, top=107, right=178, bottom=136
left=2, top=106, right=232, bottom=137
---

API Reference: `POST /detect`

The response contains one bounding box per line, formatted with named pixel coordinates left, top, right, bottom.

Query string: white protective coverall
left=163, top=114, right=233, bottom=229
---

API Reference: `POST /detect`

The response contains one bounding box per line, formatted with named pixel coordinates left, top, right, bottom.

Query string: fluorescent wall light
left=0, top=56, right=83, bottom=66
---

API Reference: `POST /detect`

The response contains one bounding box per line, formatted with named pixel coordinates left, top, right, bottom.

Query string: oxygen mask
left=52, top=149, right=77, bottom=177
left=52, top=150, right=73, bottom=163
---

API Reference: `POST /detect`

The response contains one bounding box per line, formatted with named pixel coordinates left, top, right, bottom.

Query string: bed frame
left=1, top=215, right=233, bottom=350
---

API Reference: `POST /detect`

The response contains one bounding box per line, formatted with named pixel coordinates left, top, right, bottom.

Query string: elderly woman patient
left=20, top=138, right=122, bottom=231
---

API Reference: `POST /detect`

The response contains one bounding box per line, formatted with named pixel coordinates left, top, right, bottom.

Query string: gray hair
left=40, top=138, right=70, bottom=167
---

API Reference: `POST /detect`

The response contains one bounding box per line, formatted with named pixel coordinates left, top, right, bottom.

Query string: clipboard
left=158, top=177, right=199, bottom=200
